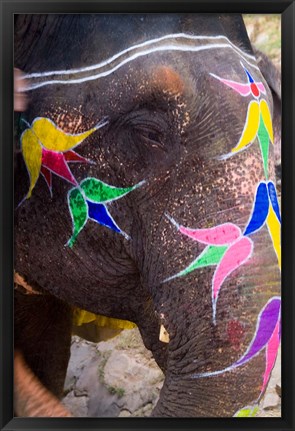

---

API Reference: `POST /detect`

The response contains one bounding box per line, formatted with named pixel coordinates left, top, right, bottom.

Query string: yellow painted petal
left=21, top=129, right=42, bottom=198
left=32, top=117, right=98, bottom=152
left=266, top=205, right=281, bottom=270
left=260, top=99, right=274, bottom=144
left=232, top=100, right=260, bottom=153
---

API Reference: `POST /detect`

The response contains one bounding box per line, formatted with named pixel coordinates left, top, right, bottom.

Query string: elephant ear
left=67, top=188, right=88, bottom=248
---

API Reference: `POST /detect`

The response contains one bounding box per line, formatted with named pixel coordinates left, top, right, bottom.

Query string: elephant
left=13, top=13, right=281, bottom=417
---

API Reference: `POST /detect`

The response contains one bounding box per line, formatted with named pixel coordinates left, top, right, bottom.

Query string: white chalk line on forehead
left=24, top=33, right=257, bottom=79
left=22, top=37, right=259, bottom=92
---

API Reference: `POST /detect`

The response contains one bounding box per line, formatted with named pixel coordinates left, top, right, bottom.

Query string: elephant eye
left=121, top=108, right=169, bottom=152
left=135, top=125, right=166, bottom=151
left=109, top=107, right=176, bottom=171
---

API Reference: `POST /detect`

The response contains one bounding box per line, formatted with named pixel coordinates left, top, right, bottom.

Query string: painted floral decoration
left=67, top=177, right=144, bottom=247
left=164, top=215, right=254, bottom=324
left=191, top=296, right=281, bottom=399
left=20, top=117, right=108, bottom=198
left=244, top=181, right=281, bottom=270
left=164, top=180, right=281, bottom=323
left=211, top=64, right=274, bottom=179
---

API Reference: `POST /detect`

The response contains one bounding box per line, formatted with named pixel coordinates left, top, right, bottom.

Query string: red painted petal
left=64, top=150, right=89, bottom=163
left=250, top=83, right=260, bottom=97
left=40, top=166, right=52, bottom=193
left=42, top=148, right=78, bottom=186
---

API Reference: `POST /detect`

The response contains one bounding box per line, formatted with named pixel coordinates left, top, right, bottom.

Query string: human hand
left=14, top=68, right=28, bottom=111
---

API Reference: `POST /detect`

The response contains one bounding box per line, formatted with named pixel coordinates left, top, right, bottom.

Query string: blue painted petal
left=244, top=182, right=269, bottom=236
left=87, top=200, right=121, bottom=233
left=244, top=66, right=254, bottom=83
left=267, top=181, right=281, bottom=223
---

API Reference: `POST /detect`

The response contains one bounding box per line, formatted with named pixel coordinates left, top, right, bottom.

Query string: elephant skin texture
left=14, top=13, right=281, bottom=417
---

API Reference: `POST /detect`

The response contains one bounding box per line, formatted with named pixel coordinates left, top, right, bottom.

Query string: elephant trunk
left=152, top=356, right=266, bottom=417
left=148, top=236, right=280, bottom=417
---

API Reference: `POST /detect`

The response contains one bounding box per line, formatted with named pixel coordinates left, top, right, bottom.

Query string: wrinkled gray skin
left=14, top=14, right=280, bottom=417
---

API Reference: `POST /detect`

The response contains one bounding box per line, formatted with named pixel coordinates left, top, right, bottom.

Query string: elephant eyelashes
left=135, top=126, right=166, bottom=151
left=120, top=108, right=172, bottom=152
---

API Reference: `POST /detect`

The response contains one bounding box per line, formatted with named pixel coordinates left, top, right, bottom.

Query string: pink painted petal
left=220, top=80, right=251, bottom=96
left=261, top=319, right=280, bottom=393
left=212, top=237, right=253, bottom=323
left=42, top=148, right=78, bottom=186
left=211, top=74, right=251, bottom=96
left=64, top=150, right=90, bottom=163
left=179, top=223, right=241, bottom=245
left=40, top=166, right=52, bottom=195
left=256, top=82, right=267, bottom=94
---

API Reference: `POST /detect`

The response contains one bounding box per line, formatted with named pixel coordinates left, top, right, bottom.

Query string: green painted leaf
left=257, top=113, right=270, bottom=180
left=80, top=177, right=143, bottom=203
left=67, top=188, right=88, bottom=248
left=177, top=245, right=228, bottom=278
left=165, top=245, right=229, bottom=281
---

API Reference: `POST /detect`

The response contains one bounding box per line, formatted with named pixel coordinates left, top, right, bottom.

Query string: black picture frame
left=1, top=1, right=294, bottom=430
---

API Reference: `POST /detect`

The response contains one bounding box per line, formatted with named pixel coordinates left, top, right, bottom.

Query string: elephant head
left=14, top=13, right=281, bottom=417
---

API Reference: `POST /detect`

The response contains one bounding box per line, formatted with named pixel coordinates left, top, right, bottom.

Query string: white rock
left=62, top=391, right=88, bottom=417
left=262, top=392, right=281, bottom=410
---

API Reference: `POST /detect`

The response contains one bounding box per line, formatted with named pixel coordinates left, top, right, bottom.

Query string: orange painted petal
left=21, top=128, right=42, bottom=198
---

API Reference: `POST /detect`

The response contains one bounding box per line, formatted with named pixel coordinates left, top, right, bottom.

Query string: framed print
left=1, top=1, right=294, bottom=430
